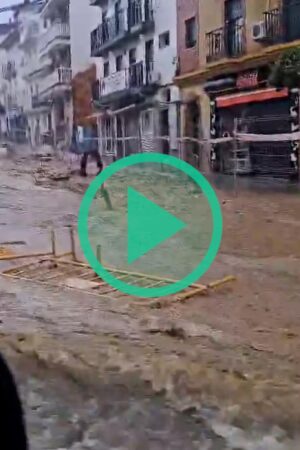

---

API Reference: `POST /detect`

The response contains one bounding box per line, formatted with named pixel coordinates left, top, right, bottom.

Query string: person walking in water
left=80, top=123, right=103, bottom=177
left=70, top=123, right=103, bottom=177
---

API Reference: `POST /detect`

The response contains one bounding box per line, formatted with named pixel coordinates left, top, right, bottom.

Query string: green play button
left=78, top=153, right=223, bottom=298
left=127, top=187, right=186, bottom=264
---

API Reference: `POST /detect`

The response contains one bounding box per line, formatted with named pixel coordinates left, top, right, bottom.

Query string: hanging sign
left=236, top=70, right=258, bottom=90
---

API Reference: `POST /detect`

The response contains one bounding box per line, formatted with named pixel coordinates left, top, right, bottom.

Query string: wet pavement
left=1, top=151, right=300, bottom=449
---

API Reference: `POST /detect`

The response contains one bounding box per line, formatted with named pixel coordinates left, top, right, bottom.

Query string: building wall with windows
left=176, top=0, right=199, bottom=75
left=175, top=0, right=300, bottom=178
left=90, top=0, right=180, bottom=158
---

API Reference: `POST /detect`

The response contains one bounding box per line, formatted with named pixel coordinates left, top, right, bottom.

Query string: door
left=283, top=0, right=300, bottom=41
left=116, top=116, right=123, bottom=159
left=160, top=109, right=170, bottom=154
left=225, top=0, right=244, bottom=57
left=145, top=39, right=154, bottom=84
left=47, top=113, right=52, bottom=132
left=129, top=48, right=137, bottom=87
left=185, top=101, right=200, bottom=164
left=115, top=0, right=121, bottom=35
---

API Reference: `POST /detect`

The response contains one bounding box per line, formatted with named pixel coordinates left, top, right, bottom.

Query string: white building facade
left=0, top=0, right=72, bottom=147
left=0, top=22, right=28, bottom=141
left=35, top=0, right=72, bottom=147
left=89, top=0, right=179, bottom=159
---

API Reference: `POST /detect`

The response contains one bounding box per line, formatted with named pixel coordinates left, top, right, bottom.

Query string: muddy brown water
left=11, top=356, right=225, bottom=450
left=1, top=153, right=300, bottom=449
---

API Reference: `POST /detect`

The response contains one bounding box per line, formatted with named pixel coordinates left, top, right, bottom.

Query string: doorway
left=145, top=39, right=154, bottom=84
left=160, top=109, right=170, bottom=154
left=185, top=100, right=200, bottom=163
left=225, top=0, right=244, bottom=57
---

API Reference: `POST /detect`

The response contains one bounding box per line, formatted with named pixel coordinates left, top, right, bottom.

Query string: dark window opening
left=185, top=17, right=197, bottom=48
left=159, top=31, right=170, bottom=48
left=116, top=55, right=123, bottom=71
left=129, top=48, right=136, bottom=65
left=104, top=61, right=110, bottom=77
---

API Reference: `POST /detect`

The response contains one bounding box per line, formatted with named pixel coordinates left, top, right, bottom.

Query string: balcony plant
left=269, top=47, right=300, bottom=89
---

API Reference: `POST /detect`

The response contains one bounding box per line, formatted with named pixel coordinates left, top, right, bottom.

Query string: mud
left=0, top=150, right=300, bottom=448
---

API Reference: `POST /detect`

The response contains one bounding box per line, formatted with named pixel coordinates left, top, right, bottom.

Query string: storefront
left=206, top=67, right=299, bottom=179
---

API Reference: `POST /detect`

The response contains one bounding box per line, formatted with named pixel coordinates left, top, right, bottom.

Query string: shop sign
left=236, top=70, right=258, bottom=89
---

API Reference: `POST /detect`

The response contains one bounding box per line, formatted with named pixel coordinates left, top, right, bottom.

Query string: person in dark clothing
left=0, top=353, right=28, bottom=450
left=80, top=123, right=103, bottom=177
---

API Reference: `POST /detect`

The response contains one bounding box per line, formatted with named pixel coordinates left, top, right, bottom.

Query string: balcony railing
left=97, top=61, right=157, bottom=98
left=264, top=8, right=282, bottom=43
left=91, top=1, right=154, bottom=56
left=2, top=61, right=16, bottom=81
left=206, top=18, right=246, bottom=63
left=128, top=0, right=154, bottom=30
left=91, top=9, right=126, bottom=56
left=39, top=67, right=72, bottom=95
left=264, top=2, right=300, bottom=43
left=31, top=95, right=50, bottom=109
left=39, top=22, right=70, bottom=54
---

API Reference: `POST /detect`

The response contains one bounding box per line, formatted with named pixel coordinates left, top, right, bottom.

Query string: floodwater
left=1, top=152, right=300, bottom=449
left=14, top=356, right=225, bottom=450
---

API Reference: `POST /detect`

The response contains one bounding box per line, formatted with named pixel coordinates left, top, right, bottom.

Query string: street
left=1, top=150, right=300, bottom=449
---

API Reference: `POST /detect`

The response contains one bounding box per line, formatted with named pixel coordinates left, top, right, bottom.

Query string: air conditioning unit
left=251, top=21, right=267, bottom=41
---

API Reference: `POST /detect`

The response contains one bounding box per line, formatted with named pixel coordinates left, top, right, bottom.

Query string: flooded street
left=1, top=152, right=300, bottom=449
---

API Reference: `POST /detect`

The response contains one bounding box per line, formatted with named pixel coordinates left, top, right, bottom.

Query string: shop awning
left=216, top=88, right=289, bottom=108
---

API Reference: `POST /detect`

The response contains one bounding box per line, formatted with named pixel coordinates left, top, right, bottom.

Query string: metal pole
left=50, top=228, right=56, bottom=257
left=69, top=226, right=77, bottom=261
left=233, top=118, right=238, bottom=196
left=96, top=244, right=101, bottom=263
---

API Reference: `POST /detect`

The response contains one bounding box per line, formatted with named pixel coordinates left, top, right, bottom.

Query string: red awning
left=216, top=88, right=289, bottom=108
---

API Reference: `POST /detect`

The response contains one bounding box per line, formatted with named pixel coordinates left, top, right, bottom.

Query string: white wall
left=70, top=0, right=102, bottom=76
left=152, top=0, right=177, bottom=86
left=95, top=0, right=177, bottom=86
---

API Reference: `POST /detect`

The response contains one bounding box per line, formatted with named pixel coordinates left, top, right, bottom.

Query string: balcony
left=41, top=0, right=69, bottom=19
left=31, top=95, right=50, bottom=109
left=206, top=18, right=246, bottom=63
left=2, top=61, right=16, bottom=81
left=39, top=22, right=70, bottom=56
left=91, top=1, right=154, bottom=57
left=91, top=10, right=126, bottom=57
left=94, top=61, right=159, bottom=105
left=23, top=57, right=52, bottom=79
left=39, top=67, right=72, bottom=98
left=127, top=0, right=154, bottom=34
left=263, top=8, right=282, bottom=44
left=264, top=2, right=300, bottom=44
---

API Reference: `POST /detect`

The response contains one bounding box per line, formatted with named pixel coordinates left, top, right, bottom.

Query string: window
left=116, top=55, right=123, bottom=72
left=185, top=17, right=197, bottom=48
left=159, top=31, right=170, bottom=49
left=129, top=48, right=136, bottom=65
left=103, top=61, right=109, bottom=77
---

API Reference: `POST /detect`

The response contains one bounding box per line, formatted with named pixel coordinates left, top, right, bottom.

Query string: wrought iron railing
left=264, top=2, right=300, bottom=43
left=91, top=9, right=125, bottom=55
left=128, top=0, right=153, bottom=29
left=95, top=61, right=156, bottom=99
left=129, top=61, right=144, bottom=88
left=206, top=18, right=246, bottom=62
left=264, top=8, right=282, bottom=43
